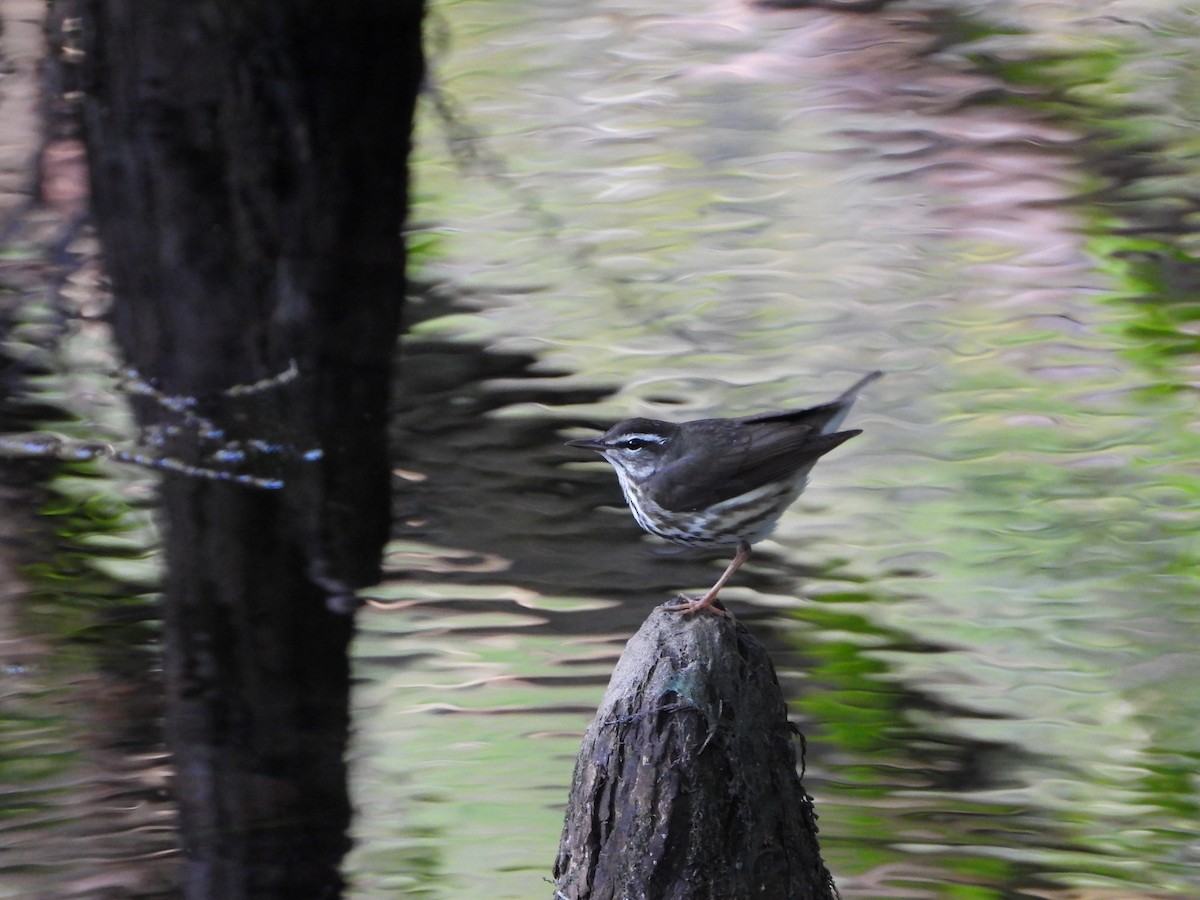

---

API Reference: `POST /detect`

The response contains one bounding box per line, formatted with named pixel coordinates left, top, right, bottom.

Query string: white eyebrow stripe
left=612, top=433, right=667, bottom=445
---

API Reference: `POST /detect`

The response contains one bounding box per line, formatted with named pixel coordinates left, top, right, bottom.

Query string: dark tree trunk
left=553, top=608, right=835, bottom=900
left=75, top=2, right=424, bottom=897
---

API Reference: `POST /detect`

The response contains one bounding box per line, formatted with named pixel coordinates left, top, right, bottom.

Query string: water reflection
left=0, top=225, right=175, bottom=896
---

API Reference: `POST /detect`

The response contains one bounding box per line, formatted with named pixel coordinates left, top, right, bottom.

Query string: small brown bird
left=567, top=371, right=880, bottom=615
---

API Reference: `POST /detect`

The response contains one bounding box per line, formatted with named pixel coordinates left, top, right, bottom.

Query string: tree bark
left=554, top=607, right=835, bottom=900
left=74, top=2, right=424, bottom=896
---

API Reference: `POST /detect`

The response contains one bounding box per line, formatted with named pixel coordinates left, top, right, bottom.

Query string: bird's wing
left=655, top=423, right=861, bottom=512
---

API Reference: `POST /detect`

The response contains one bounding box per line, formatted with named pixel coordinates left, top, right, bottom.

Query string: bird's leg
left=666, top=540, right=752, bottom=617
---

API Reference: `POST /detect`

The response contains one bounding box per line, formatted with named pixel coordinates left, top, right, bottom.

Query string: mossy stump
left=553, top=606, right=835, bottom=900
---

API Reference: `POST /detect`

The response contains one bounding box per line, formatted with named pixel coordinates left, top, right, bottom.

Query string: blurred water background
left=2, top=0, right=1199, bottom=897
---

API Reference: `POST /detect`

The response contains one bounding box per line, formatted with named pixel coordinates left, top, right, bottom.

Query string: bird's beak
left=566, top=437, right=606, bottom=452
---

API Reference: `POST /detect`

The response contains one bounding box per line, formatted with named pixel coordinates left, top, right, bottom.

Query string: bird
left=566, top=371, right=881, bottom=616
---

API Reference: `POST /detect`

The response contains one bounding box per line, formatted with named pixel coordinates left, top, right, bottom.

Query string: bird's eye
left=620, top=438, right=649, bottom=451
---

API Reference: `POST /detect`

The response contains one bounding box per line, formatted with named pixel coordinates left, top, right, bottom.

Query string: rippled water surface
left=347, top=1, right=1200, bottom=896
left=4, top=0, right=1200, bottom=897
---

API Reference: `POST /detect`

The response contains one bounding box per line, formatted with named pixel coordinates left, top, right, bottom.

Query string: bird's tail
left=837, top=370, right=884, bottom=404
left=738, top=370, right=883, bottom=432
left=821, top=370, right=883, bottom=433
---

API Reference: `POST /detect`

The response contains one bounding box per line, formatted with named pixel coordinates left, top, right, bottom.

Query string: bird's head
left=566, top=418, right=678, bottom=481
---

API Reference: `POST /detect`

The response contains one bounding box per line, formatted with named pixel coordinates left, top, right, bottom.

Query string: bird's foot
left=664, top=592, right=727, bottom=617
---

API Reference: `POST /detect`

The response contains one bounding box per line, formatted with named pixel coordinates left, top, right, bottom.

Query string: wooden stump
left=553, top=607, right=835, bottom=900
